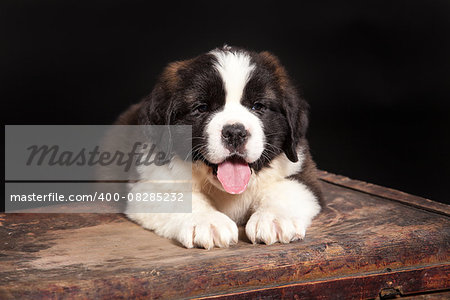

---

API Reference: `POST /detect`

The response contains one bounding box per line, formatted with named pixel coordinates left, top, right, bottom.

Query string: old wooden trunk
left=1, top=172, right=449, bottom=299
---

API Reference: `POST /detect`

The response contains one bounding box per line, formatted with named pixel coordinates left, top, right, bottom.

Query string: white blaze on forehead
left=205, top=49, right=264, bottom=165
left=210, top=50, right=255, bottom=104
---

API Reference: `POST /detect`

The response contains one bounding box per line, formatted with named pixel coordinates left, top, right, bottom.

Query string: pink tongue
left=217, top=159, right=251, bottom=194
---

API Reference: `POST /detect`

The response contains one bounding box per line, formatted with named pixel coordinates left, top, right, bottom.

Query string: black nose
left=221, top=123, right=249, bottom=152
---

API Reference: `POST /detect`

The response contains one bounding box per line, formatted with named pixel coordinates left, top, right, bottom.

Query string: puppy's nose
left=221, top=123, right=249, bottom=151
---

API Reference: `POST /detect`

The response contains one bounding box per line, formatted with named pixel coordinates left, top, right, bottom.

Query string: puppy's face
left=140, top=47, right=309, bottom=194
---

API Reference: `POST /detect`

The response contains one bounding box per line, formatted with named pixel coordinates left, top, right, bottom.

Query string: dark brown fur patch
left=259, top=51, right=290, bottom=89
left=160, top=59, right=193, bottom=91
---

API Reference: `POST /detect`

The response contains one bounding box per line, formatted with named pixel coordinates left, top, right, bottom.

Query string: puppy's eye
left=195, top=104, right=208, bottom=113
left=252, top=102, right=265, bottom=111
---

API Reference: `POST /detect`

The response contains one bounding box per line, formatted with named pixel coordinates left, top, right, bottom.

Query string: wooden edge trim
left=196, top=263, right=450, bottom=299
left=317, top=170, right=450, bottom=216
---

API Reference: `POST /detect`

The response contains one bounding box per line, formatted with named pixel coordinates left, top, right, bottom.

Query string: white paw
left=176, top=212, right=239, bottom=249
left=245, top=211, right=307, bottom=245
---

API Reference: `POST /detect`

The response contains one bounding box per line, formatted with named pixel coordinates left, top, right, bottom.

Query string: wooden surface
left=1, top=172, right=449, bottom=299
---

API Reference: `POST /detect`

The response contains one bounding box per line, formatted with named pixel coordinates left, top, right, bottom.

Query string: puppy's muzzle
left=221, top=123, right=249, bottom=154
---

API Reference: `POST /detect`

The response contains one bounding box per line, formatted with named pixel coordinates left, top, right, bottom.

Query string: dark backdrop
left=2, top=0, right=449, bottom=207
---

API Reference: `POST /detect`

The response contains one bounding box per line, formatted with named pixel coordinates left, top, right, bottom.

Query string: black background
left=2, top=0, right=449, bottom=207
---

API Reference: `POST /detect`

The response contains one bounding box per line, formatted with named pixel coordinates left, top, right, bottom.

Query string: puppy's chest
left=207, top=188, right=259, bottom=225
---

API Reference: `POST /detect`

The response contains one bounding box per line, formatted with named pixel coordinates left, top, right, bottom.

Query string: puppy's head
left=139, top=46, right=309, bottom=194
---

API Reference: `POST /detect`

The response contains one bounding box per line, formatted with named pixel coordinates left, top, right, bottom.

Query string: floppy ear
left=138, top=85, right=173, bottom=125
left=259, top=51, right=309, bottom=163
left=137, top=60, right=195, bottom=160
left=138, top=60, right=191, bottom=126
left=282, top=90, right=309, bottom=163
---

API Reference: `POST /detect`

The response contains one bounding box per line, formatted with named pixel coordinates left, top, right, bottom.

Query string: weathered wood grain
left=197, top=264, right=450, bottom=299
left=318, top=170, right=450, bottom=216
left=0, top=172, right=449, bottom=299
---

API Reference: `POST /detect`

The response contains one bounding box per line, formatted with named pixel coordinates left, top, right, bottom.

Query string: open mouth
left=211, top=155, right=251, bottom=195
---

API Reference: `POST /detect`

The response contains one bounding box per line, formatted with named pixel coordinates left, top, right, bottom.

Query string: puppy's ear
left=139, top=84, right=172, bottom=125
left=259, top=51, right=308, bottom=163
left=282, top=92, right=309, bottom=162
left=138, top=60, right=190, bottom=125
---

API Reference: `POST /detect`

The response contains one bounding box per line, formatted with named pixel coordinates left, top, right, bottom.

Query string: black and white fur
left=116, top=46, right=322, bottom=249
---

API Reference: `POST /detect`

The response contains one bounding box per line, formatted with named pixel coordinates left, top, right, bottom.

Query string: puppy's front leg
left=126, top=191, right=238, bottom=249
left=245, top=179, right=321, bottom=245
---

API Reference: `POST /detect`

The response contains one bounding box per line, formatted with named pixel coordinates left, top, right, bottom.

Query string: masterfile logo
left=5, top=125, right=193, bottom=213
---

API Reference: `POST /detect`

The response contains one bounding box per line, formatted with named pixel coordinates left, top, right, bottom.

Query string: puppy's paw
left=177, top=212, right=238, bottom=250
left=245, top=211, right=307, bottom=245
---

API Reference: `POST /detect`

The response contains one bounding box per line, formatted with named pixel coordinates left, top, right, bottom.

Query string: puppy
left=116, top=46, right=322, bottom=249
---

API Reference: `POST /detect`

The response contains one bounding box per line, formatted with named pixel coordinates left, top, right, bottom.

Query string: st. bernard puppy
left=116, top=46, right=322, bottom=249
